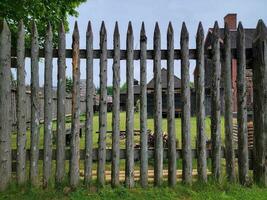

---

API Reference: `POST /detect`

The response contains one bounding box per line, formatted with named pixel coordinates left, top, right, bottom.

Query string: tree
left=0, top=0, right=86, bottom=47
left=66, top=76, right=73, bottom=93
left=120, top=82, right=127, bottom=93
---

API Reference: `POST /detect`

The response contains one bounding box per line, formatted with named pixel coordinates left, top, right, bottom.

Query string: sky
left=22, top=0, right=267, bottom=87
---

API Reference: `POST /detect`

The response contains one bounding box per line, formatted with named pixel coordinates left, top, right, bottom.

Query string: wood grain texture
left=56, top=22, right=66, bottom=184
left=181, top=22, right=192, bottom=185
left=70, top=21, right=80, bottom=188
left=112, top=22, right=120, bottom=187
left=237, top=22, right=249, bottom=185
left=16, top=20, right=27, bottom=185
left=196, top=22, right=207, bottom=183
left=84, top=21, right=94, bottom=185
left=0, top=19, right=11, bottom=191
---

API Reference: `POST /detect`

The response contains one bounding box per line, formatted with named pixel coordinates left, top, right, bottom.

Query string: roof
left=205, top=28, right=255, bottom=49
left=147, top=68, right=181, bottom=89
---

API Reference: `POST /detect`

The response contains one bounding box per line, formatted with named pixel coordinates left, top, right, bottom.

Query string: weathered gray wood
left=167, top=22, right=176, bottom=186
left=56, top=22, right=66, bottom=184
left=16, top=20, right=27, bottom=185
left=112, top=22, right=120, bottom=187
left=0, top=19, right=11, bottom=191
left=237, top=22, right=249, bottom=185
left=97, top=21, right=107, bottom=186
left=224, top=22, right=235, bottom=183
left=153, top=22, right=163, bottom=186
left=196, top=22, right=207, bottom=183
left=84, top=21, right=94, bottom=185
left=43, top=23, right=53, bottom=188
left=126, top=22, right=135, bottom=188
left=70, top=21, right=80, bottom=188
left=210, top=21, right=221, bottom=181
left=252, top=20, right=267, bottom=186
left=10, top=47, right=254, bottom=61
left=140, top=22, right=148, bottom=188
left=30, top=21, right=40, bottom=186
left=181, top=22, right=192, bottom=185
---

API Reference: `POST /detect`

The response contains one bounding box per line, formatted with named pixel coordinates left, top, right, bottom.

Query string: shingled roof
left=147, top=68, right=181, bottom=89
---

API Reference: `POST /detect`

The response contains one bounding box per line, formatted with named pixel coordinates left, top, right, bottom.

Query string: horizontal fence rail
left=0, top=19, right=267, bottom=191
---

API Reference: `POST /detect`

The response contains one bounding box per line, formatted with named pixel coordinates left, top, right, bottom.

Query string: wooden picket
left=0, top=19, right=266, bottom=191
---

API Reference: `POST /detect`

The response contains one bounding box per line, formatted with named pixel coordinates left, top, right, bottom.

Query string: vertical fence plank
left=181, top=22, right=192, bottom=184
left=70, top=21, right=80, bottom=188
left=211, top=22, right=221, bottom=181
left=98, top=21, right=107, bottom=186
left=167, top=22, right=176, bottom=186
left=43, top=23, right=53, bottom=188
left=0, top=19, right=11, bottom=191
left=30, top=21, right=40, bottom=186
left=224, top=22, right=236, bottom=183
left=112, top=22, right=120, bottom=187
left=237, top=22, right=249, bottom=185
left=84, top=21, right=94, bottom=185
left=16, top=20, right=27, bottom=185
left=126, top=22, right=134, bottom=188
left=153, top=22, right=163, bottom=186
left=196, top=22, right=207, bottom=183
left=140, top=22, right=148, bottom=188
left=56, top=22, right=66, bottom=184
left=252, top=20, right=267, bottom=186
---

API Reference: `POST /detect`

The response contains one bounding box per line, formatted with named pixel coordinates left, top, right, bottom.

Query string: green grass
left=11, top=112, right=225, bottom=149
left=1, top=180, right=267, bottom=200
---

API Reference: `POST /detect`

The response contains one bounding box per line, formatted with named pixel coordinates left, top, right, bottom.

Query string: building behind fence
left=0, top=17, right=267, bottom=191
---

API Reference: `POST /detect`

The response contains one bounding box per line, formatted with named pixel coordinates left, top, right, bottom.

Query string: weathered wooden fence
left=0, top=19, right=267, bottom=191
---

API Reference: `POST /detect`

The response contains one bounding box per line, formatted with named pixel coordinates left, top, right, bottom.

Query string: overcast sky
left=23, top=0, right=267, bottom=87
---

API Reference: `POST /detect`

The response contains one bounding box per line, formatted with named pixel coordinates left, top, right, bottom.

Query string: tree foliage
left=0, top=0, right=86, bottom=47
left=66, top=76, right=73, bottom=93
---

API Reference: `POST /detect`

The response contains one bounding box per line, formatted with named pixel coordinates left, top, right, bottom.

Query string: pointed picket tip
left=73, top=21, right=79, bottom=36
left=167, top=22, right=173, bottom=36
left=213, top=21, right=219, bottom=35
left=196, top=22, right=204, bottom=41
left=140, top=22, right=146, bottom=36
left=59, top=21, right=65, bottom=34
left=31, top=20, right=38, bottom=36
left=154, top=22, right=160, bottom=38
left=86, top=21, right=93, bottom=36
left=0, top=19, right=10, bottom=35
left=224, top=22, right=230, bottom=37
left=18, top=20, right=24, bottom=32
left=114, top=21, right=120, bottom=37
left=100, top=21, right=106, bottom=36
left=237, top=22, right=244, bottom=32
left=46, top=22, right=52, bottom=34
left=181, top=22, right=189, bottom=40
left=255, top=19, right=267, bottom=40
left=127, top=21, right=133, bottom=35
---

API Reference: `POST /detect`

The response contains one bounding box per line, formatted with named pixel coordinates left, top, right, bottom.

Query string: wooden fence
left=0, top=19, right=267, bottom=191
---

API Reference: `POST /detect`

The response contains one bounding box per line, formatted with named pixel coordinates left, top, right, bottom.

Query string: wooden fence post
left=253, top=19, right=267, bottom=186
left=196, top=22, right=207, bottom=183
left=140, top=22, right=148, bottom=188
left=43, top=22, right=53, bottom=188
left=224, top=22, right=235, bottom=183
left=211, top=21, right=221, bottom=181
left=112, top=22, right=120, bottom=187
left=30, top=21, right=40, bottom=186
left=84, top=21, right=94, bottom=185
left=0, top=19, right=11, bottom=191
left=97, top=21, right=107, bottom=186
left=167, top=22, right=176, bottom=186
left=181, top=22, right=192, bottom=185
left=237, top=22, right=249, bottom=185
left=154, top=22, right=163, bottom=186
left=56, top=22, right=66, bottom=184
left=126, top=22, right=134, bottom=188
left=16, top=20, right=27, bottom=185
left=70, top=21, right=80, bottom=188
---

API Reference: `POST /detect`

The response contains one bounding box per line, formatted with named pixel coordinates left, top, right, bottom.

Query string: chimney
left=224, top=13, right=237, bottom=30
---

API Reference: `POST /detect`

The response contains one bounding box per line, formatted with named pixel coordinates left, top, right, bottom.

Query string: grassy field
left=1, top=180, right=267, bottom=200
left=11, top=112, right=225, bottom=149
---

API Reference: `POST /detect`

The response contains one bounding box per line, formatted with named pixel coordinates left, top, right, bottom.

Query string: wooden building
left=120, top=79, right=140, bottom=111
